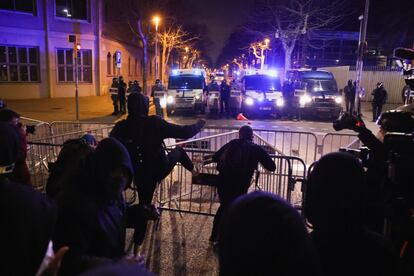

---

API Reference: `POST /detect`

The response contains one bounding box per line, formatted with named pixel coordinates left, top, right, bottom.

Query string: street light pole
left=75, top=42, right=81, bottom=121
left=152, top=16, right=161, bottom=80
left=354, top=0, right=370, bottom=115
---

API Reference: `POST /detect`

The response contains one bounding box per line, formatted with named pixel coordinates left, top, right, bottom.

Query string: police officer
left=282, top=79, right=296, bottom=120
left=151, top=79, right=166, bottom=117
left=344, top=80, right=355, bottom=114
left=118, top=76, right=127, bottom=114
left=132, top=80, right=142, bottom=93
left=110, top=77, right=119, bottom=115
left=371, top=82, right=388, bottom=122
left=220, top=79, right=231, bottom=116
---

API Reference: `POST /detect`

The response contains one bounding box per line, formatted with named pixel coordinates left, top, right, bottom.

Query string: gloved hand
left=333, top=112, right=366, bottom=132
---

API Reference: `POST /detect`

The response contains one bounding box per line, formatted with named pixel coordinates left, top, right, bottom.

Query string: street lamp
left=152, top=15, right=161, bottom=80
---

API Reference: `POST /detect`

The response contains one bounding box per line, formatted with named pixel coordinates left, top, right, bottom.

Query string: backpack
left=217, top=140, right=251, bottom=173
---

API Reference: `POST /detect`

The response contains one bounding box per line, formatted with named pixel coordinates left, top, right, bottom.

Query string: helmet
left=377, top=104, right=414, bottom=133
left=377, top=82, right=383, bottom=88
left=155, top=79, right=161, bottom=84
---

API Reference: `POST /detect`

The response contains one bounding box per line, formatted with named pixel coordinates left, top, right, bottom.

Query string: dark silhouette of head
left=305, top=152, right=366, bottom=230
left=239, top=125, right=253, bottom=141
left=0, top=122, right=21, bottom=176
left=127, top=93, right=149, bottom=117
left=85, top=138, right=132, bottom=202
left=219, top=191, right=320, bottom=276
left=348, top=80, right=353, bottom=86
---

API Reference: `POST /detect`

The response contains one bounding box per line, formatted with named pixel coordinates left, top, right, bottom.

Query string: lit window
left=55, top=0, right=89, bottom=21
left=0, top=45, right=40, bottom=82
left=106, top=52, right=111, bottom=75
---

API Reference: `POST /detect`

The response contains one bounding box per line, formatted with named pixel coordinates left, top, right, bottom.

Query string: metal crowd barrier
left=320, top=132, right=359, bottom=156
left=155, top=131, right=307, bottom=217
left=20, top=117, right=53, bottom=142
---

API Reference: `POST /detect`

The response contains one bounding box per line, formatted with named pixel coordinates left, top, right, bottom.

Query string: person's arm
left=256, top=146, right=276, bottom=171
left=212, top=142, right=231, bottom=163
left=156, top=117, right=206, bottom=140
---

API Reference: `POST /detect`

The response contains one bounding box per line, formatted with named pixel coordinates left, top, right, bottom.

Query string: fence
left=156, top=131, right=307, bottom=216
left=20, top=117, right=52, bottom=142
left=320, top=66, right=407, bottom=104
left=321, top=132, right=359, bottom=156
left=25, top=121, right=354, bottom=198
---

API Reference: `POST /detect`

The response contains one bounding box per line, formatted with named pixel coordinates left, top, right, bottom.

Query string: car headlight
left=160, top=97, right=167, bottom=108
left=334, top=96, right=342, bottom=104
left=300, top=95, right=312, bottom=106
left=245, top=97, right=254, bottom=106
left=276, top=98, right=284, bottom=107
left=167, top=95, right=175, bottom=104
left=195, top=94, right=201, bottom=100
left=258, top=95, right=264, bottom=102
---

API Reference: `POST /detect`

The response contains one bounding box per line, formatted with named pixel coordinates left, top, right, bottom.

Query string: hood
left=0, top=122, right=21, bottom=173
left=305, top=152, right=365, bottom=228
left=127, top=93, right=149, bottom=117
left=91, top=138, right=133, bottom=181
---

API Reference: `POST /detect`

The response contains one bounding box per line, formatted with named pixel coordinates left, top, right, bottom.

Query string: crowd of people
left=1, top=88, right=414, bottom=275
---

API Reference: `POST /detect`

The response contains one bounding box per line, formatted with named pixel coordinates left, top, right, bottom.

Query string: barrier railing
left=156, top=131, right=307, bottom=216
left=20, top=117, right=53, bottom=142
left=320, top=132, right=358, bottom=156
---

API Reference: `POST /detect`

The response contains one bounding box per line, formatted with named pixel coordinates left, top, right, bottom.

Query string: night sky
left=182, top=0, right=254, bottom=63
left=178, top=0, right=414, bottom=65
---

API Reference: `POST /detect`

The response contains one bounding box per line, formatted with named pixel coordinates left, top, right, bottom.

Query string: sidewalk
left=5, top=95, right=155, bottom=123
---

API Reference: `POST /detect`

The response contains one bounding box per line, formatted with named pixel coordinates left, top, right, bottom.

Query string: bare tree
left=158, top=25, right=198, bottom=82
left=247, top=0, right=345, bottom=72
left=250, top=39, right=270, bottom=69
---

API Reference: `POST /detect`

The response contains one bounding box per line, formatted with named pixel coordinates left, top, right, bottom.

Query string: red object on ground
left=236, top=113, right=248, bottom=121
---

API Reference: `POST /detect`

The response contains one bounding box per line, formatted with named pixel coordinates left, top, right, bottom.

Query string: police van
left=166, top=69, right=206, bottom=115
left=287, top=69, right=342, bottom=118
left=240, top=69, right=284, bottom=117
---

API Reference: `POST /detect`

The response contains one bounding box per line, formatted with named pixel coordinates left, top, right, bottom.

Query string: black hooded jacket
left=53, top=138, right=141, bottom=275
left=110, top=93, right=204, bottom=177
left=0, top=122, right=57, bottom=276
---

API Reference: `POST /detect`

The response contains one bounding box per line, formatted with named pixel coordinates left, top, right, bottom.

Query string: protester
left=53, top=138, right=144, bottom=275
left=305, top=152, right=400, bottom=276
left=210, top=125, right=276, bottom=243
left=0, top=108, right=31, bottom=186
left=46, top=138, right=94, bottom=198
left=132, top=80, right=142, bottom=93
left=110, top=92, right=205, bottom=253
left=344, top=79, right=355, bottom=113
left=81, top=133, right=98, bottom=148
left=0, top=122, right=65, bottom=276
left=219, top=191, right=321, bottom=276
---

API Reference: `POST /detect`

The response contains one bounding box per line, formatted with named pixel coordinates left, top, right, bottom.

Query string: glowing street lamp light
left=185, top=46, right=189, bottom=53
left=152, top=15, right=161, bottom=79
left=264, top=38, right=270, bottom=45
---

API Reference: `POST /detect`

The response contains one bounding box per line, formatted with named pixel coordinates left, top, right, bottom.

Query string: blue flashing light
left=194, top=69, right=200, bottom=75
left=172, top=69, right=178, bottom=76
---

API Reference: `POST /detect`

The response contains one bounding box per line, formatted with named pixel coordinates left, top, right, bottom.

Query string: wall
left=320, top=66, right=407, bottom=104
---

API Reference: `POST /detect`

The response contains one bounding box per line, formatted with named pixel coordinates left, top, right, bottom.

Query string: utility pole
left=354, top=0, right=369, bottom=115
left=69, top=34, right=80, bottom=121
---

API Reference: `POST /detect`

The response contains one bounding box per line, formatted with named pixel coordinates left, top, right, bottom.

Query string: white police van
left=240, top=69, right=284, bottom=117
left=166, top=69, right=206, bottom=115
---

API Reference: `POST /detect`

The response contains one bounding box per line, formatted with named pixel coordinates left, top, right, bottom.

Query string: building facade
left=0, top=0, right=155, bottom=99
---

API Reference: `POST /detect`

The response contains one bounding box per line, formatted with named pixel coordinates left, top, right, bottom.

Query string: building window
left=0, top=0, right=36, bottom=14
left=55, top=0, right=89, bottom=21
left=106, top=52, right=111, bottom=75
left=57, top=48, right=92, bottom=83
left=128, top=57, right=132, bottom=76
left=134, top=58, right=138, bottom=76
left=0, top=45, right=39, bottom=82
left=112, top=53, right=117, bottom=75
